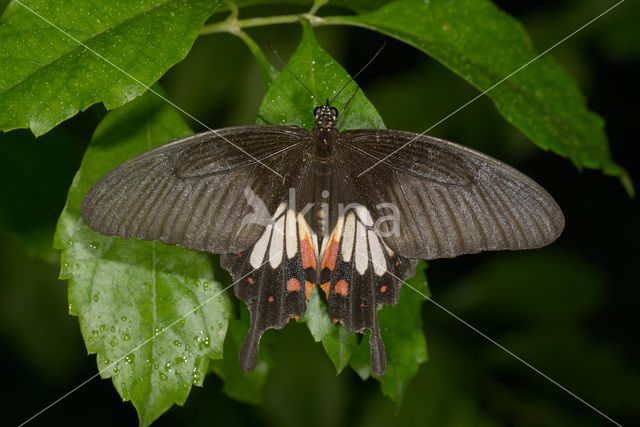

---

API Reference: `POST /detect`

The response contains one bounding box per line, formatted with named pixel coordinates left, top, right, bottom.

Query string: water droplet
left=164, top=362, right=173, bottom=372
left=173, top=340, right=182, bottom=347
left=110, top=340, right=116, bottom=347
left=93, top=294, right=99, bottom=302
left=92, top=330, right=99, bottom=336
left=123, top=333, right=131, bottom=341
left=120, top=316, right=127, bottom=322
left=125, top=354, right=135, bottom=364
left=203, top=282, right=209, bottom=291
left=99, top=324, right=106, bottom=332
left=159, top=372, right=168, bottom=380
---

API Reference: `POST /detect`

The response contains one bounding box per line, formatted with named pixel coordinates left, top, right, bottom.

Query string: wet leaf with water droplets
left=0, top=0, right=218, bottom=136
left=54, top=88, right=232, bottom=427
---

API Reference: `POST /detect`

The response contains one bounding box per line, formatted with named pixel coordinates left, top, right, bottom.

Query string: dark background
left=1, top=1, right=638, bottom=426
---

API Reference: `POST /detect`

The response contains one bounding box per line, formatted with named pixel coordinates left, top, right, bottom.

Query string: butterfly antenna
left=267, top=42, right=321, bottom=105
left=336, top=85, right=360, bottom=127
left=330, top=40, right=386, bottom=104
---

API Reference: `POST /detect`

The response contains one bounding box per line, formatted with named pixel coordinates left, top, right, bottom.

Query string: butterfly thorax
left=312, top=104, right=339, bottom=158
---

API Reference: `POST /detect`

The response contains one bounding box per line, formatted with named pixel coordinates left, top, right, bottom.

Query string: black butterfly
left=81, top=102, right=564, bottom=376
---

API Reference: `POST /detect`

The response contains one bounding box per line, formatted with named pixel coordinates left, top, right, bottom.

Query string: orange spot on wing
left=287, top=278, right=301, bottom=292
left=320, top=282, right=330, bottom=299
left=321, top=239, right=340, bottom=271
left=305, top=281, right=314, bottom=301
left=267, top=295, right=275, bottom=303
left=300, top=238, right=316, bottom=270
left=247, top=276, right=254, bottom=285
left=335, top=279, right=349, bottom=296
left=379, top=285, right=388, bottom=294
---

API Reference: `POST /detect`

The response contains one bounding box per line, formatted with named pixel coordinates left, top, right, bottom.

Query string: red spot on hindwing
left=335, top=279, right=349, bottom=296
left=287, top=278, right=301, bottom=292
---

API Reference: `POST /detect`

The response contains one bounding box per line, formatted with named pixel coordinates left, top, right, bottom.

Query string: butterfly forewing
left=81, top=126, right=311, bottom=254
left=340, top=129, right=565, bottom=259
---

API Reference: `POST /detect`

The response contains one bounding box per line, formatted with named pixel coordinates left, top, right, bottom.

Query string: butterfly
left=81, top=101, right=564, bottom=376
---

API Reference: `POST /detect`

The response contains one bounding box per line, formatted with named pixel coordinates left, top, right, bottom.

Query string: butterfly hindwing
left=319, top=205, right=417, bottom=375
left=221, top=203, right=318, bottom=371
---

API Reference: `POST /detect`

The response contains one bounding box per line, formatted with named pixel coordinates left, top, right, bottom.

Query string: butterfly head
left=313, top=101, right=339, bottom=130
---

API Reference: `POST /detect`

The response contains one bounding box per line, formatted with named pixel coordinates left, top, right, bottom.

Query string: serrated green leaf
left=258, top=23, right=428, bottom=393
left=325, top=0, right=632, bottom=194
left=322, top=325, right=358, bottom=373
left=305, top=285, right=359, bottom=374
left=258, top=22, right=384, bottom=130
left=350, top=261, right=429, bottom=402
left=0, top=0, right=217, bottom=136
left=53, top=88, right=232, bottom=426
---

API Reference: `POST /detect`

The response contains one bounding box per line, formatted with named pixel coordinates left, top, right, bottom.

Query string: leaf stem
left=199, top=13, right=329, bottom=35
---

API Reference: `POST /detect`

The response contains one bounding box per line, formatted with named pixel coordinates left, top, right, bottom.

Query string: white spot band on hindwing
left=338, top=205, right=389, bottom=276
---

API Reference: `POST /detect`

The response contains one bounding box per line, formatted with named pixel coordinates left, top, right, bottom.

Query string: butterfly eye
left=330, top=107, right=339, bottom=118
left=313, top=106, right=322, bottom=117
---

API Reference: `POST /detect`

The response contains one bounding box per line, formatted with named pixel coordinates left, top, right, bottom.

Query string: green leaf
left=53, top=88, right=232, bottom=426
left=305, top=287, right=358, bottom=373
left=257, top=22, right=384, bottom=130
left=258, top=23, right=428, bottom=394
left=0, top=128, right=81, bottom=259
left=0, top=0, right=216, bottom=136
left=350, top=262, right=429, bottom=402
left=325, top=0, right=632, bottom=194
left=210, top=306, right=270, bottom=404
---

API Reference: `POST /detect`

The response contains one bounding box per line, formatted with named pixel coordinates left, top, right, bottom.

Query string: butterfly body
left=81, top=102, right=564, bottom=376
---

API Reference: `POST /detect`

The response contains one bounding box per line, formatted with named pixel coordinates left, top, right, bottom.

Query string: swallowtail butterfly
left=81, top=102, right=564, bottom=375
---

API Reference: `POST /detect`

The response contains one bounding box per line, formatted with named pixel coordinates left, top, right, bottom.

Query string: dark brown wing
left=340, top=129, right=565, bottom=260
left=81, top=125, right=311, bottom=254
